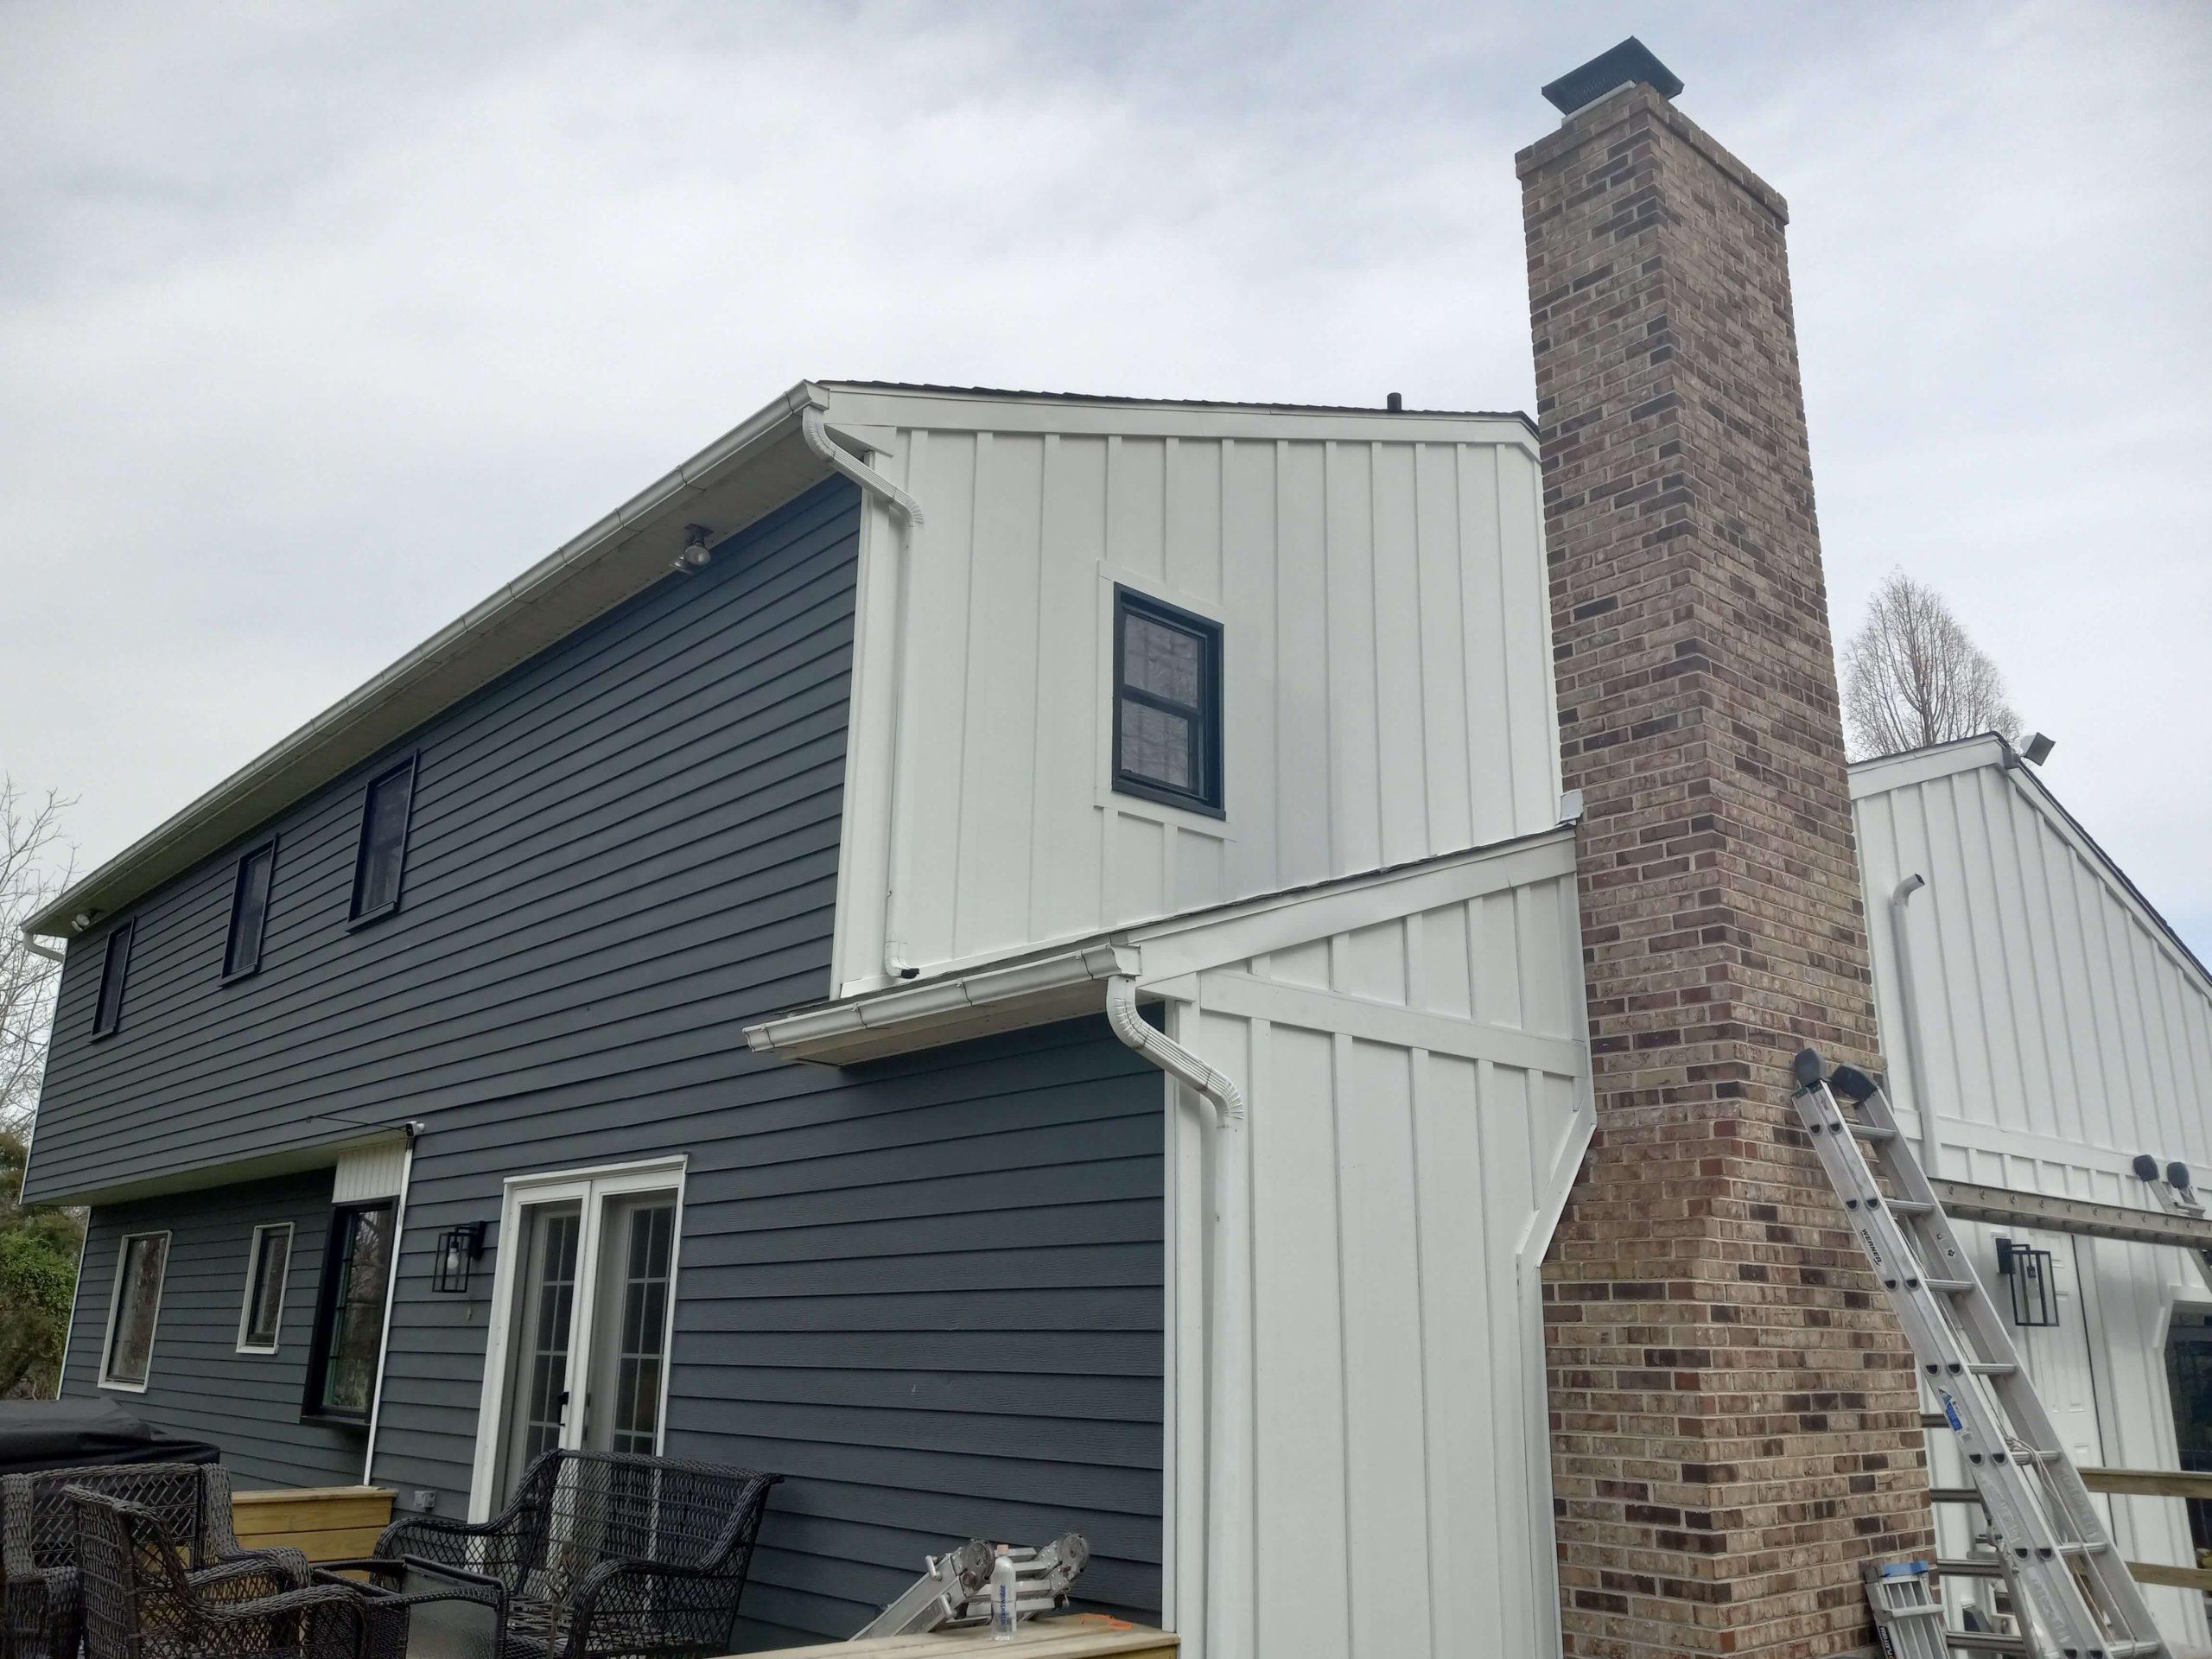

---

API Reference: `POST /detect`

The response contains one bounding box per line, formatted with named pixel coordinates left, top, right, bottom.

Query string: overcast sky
left=3, top=1, right=2208, bottom=957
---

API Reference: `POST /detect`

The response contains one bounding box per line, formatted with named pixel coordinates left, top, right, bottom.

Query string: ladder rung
left=1943, top=1634, right=2030, bottom=1656
left=1888, top=1198, right=1934, bottom=1216
left=1845, top=1119, right=1899, bottom=1143
left=2051, top=1539, right=2108, bottom=1558
left=1967, top=1361, right=2015, bottom=1375
left=2105, top=1644, right=2164, bottom=1658
left=1928, top=1486, right=1983, bottom=1505
left=1925, top=1277, right=1975, bottom=1293
left=1935, top=1558, right=2005, bottom=1579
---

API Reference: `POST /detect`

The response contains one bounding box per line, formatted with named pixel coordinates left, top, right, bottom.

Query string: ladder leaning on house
left=1789, top=1047, right=2169, bottom=1659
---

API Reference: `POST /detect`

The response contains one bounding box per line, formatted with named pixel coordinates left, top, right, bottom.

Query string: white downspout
left=798, top=405, right=926, bottom=981
left=1890, top=874, right=1939, bottom=1178
left=1105, top=976, right=1250, bottom=1659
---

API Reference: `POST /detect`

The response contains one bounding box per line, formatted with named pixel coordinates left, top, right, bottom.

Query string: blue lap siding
left=37, top=475, right=1166, bottom=1643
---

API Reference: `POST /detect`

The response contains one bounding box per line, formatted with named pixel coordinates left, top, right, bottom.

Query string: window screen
left=92, top=921, right=134, bottom=1037
left=225, top=842, right=277, bottom=979
left=1112, top=588, right=1224, bottom=813
left=350, top=760, right=416, bottom=922
left=307, top=1200, right=396, bottom=1419
left=239, top=1224, right=291, bottom=1351
left=102, top=1231, right=168, bottom=1387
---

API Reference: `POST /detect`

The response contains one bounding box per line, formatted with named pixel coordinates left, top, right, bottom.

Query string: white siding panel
left=1163, top=864, right=1591, bottom=1658
left=1856, top=748, right=2212, bottom=1645
left=829, top=392, right=1555, bottom=992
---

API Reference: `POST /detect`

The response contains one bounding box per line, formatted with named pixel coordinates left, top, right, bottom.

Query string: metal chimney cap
left=1541, top=37, right=1685, bottom=115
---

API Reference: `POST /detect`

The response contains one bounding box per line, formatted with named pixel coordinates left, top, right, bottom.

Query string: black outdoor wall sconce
left=1995, top=1236, right=2060, bottom=1328
left=432, top=1221, right=486, bottom=1293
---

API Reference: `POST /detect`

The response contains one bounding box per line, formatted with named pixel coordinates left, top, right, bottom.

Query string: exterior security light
left=2020, top=732, right=2055, bottom=765
left=672, top=524, right=715, bottom=575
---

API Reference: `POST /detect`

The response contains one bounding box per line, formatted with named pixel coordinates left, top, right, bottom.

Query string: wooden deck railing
left=2079, top=1466, right=2212, bottom=1593
left=232, top=1486, right=395, bottom=1563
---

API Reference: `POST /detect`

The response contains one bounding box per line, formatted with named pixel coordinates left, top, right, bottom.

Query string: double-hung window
left=237, top=1222, right=293, bottom=1353
left=224, top=840, right=278, bottom=981
left=348, top=758, right=417, bottom=925
left=91, top=921, right=134, bottom=1038
left=304, top=1200, right=397, bottom=1420
left=99, top=1231, right=170, bottom=1389
left=1112, top=586, right=1224, bottom=815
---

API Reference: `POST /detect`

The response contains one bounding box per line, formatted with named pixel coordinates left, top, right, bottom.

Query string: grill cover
left=0, top=1400, right=219, bottom=1477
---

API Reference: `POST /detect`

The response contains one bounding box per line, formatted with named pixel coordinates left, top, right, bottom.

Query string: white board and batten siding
left=821, top=384, right=1560, bottom=996
left=1853, top=736, right=2212, bottom=1643
left=1128, top=830, right=1593, bottom=1659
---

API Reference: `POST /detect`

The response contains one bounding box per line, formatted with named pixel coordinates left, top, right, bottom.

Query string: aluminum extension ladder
left=1791, top=1047, right=2167, bottom=1659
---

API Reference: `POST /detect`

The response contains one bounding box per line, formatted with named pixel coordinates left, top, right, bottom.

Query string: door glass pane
left=589, top=1196, right=677, bottom=1458
left=501, top=1202, right=582, bottom=1497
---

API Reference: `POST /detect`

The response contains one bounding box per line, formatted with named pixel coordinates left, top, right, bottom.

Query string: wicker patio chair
left=370, top=1452, right=780, bottom=1659
left=3, top=1463, right=305, bottom=1659
left=67, top=1488, right=388, bottom=1659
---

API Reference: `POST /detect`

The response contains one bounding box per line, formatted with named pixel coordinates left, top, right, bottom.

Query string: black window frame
left=221, top=836, right=280, bottom=983
left=90, top=920, right=135, bottom=1039
left=302, top=1198, right=397, bottom=1424
left=1111, top=585, right=1225, bottom=817
left=347, top=755, right=418, bottom=928
left=237, top=1221, right=293, bottom=1353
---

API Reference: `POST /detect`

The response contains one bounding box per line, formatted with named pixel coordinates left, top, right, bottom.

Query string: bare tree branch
left=1842, top=570, right=2021, bottom=760
left=0, top=779, right=76, bottom=1140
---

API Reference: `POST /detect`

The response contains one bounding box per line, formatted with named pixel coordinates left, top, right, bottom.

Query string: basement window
left=237, top=1222, right=293, bottom=1354
left=223, top=839, right=278, bottom=981
left=348, top=758, right=417, bottom=925
left=91, top=920, right=134, bottom=1038
left=1112, top=587, right=1224, bottom=816
left=304, top=1199, right=396, bottom=1421
left=99, top=1230, right=169, bottom=1390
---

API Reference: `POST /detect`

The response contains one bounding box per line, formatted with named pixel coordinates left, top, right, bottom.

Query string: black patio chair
left=66, top=1487, right=385, bottom=1659
left=3, top=1462, right=303, bottom=1659
left=364, top=1452, right=780, bottom=1659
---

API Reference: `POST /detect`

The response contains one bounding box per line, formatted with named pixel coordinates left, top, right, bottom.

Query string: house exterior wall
left=1853, top=738, right=2212, bottom=1642
left=62, top=1169, right=364, bottom=1491
left=25, top=479, right=865, bottom=1205
left=821, top=385, right=1560, bottom=996
left=1147, top=836, right=1592, bottom=1658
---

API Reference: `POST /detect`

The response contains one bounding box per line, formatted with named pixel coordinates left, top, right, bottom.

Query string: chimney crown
left=1541, top=36, right=1683, bottom=116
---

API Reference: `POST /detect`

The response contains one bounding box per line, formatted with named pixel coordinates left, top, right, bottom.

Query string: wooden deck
left=232, top=1486, right=395, bottom=1563
left=766, top=1615, right=1177, bottom=1656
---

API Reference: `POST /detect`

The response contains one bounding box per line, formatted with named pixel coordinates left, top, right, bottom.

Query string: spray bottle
left=988, top=1543, right=1019, bottom=1641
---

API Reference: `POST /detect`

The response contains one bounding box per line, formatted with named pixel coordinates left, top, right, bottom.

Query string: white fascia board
left=1847, top=733, right=2008, bottom=801
left=747, top=827, right=1580, bottom=1065
left=28, top=382, right=833, bottom=942
left=817, top=383, right=1539, bottom=455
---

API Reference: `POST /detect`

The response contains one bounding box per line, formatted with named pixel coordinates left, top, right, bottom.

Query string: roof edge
left=28, top=381, right=829, bottom=941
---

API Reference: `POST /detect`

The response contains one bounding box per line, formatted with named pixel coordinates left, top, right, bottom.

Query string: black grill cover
left=0, top=1400, right=220, bottom=1478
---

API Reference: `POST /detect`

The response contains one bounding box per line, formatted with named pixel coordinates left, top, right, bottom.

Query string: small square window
left=304, top=1199, right=397, bottom=1421
left=238, top=1223, right=293, bottom=1353
left=91, top=921, right=134, bottom=1038
left=1112, top=588, right=1224, bottom=816
left=224, top=840, right=278, bottom=981
left=349, top=758, right=417, bottom=925
left=100, top=1230, right=169, bottom=1389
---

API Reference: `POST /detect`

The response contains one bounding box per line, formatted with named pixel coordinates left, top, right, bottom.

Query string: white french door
left=469, top=1158, right=686, bottom=1516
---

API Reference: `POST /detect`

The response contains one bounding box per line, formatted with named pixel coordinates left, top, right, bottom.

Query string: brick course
left=1520, top=80, right=1936, bottom=1656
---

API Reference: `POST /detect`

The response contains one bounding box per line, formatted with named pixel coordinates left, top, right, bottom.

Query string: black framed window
left=304, top=1199, right=396, bottom=1421
left=1112, top=586, right=1224, bottom=815
left=91, top=920, right=134, bottom=1038
left=224, top=840, right=278, bottom=981
left=99, top=1230, right=168, bottom=1389
left=349, top=758, right=417, bottom=925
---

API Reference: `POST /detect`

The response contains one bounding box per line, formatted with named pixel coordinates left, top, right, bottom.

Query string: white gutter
left=1890, top=874, right=1939, bottom=1178
left=1104, top=976, right=1250, bottom=1659
left=798, top=406, right=927, bottom=981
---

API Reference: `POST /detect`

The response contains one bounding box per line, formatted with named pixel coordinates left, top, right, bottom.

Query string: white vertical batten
left=1105, top=975, right=1252, bottom=1659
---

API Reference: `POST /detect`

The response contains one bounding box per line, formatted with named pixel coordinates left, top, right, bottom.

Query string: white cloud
left=3, top=0, right=2207, bottom=952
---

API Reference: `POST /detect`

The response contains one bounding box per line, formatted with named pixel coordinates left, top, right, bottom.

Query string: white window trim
left=97, top=1230, right=171, bottom=1393
left=465, top=1155, right=688, bottom=1521
left=234, top=1222, right=295, bottom=1355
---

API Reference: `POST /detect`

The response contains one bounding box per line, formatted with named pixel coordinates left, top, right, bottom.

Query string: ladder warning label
left=1939, top=1392, right=1963, bottom=1433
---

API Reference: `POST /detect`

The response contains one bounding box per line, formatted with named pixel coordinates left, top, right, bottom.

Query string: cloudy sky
left=3, top=1, right=2208, bottom=955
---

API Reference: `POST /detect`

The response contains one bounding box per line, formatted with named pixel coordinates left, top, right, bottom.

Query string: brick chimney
left=1520, top=41, right=1935, bottom=1657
